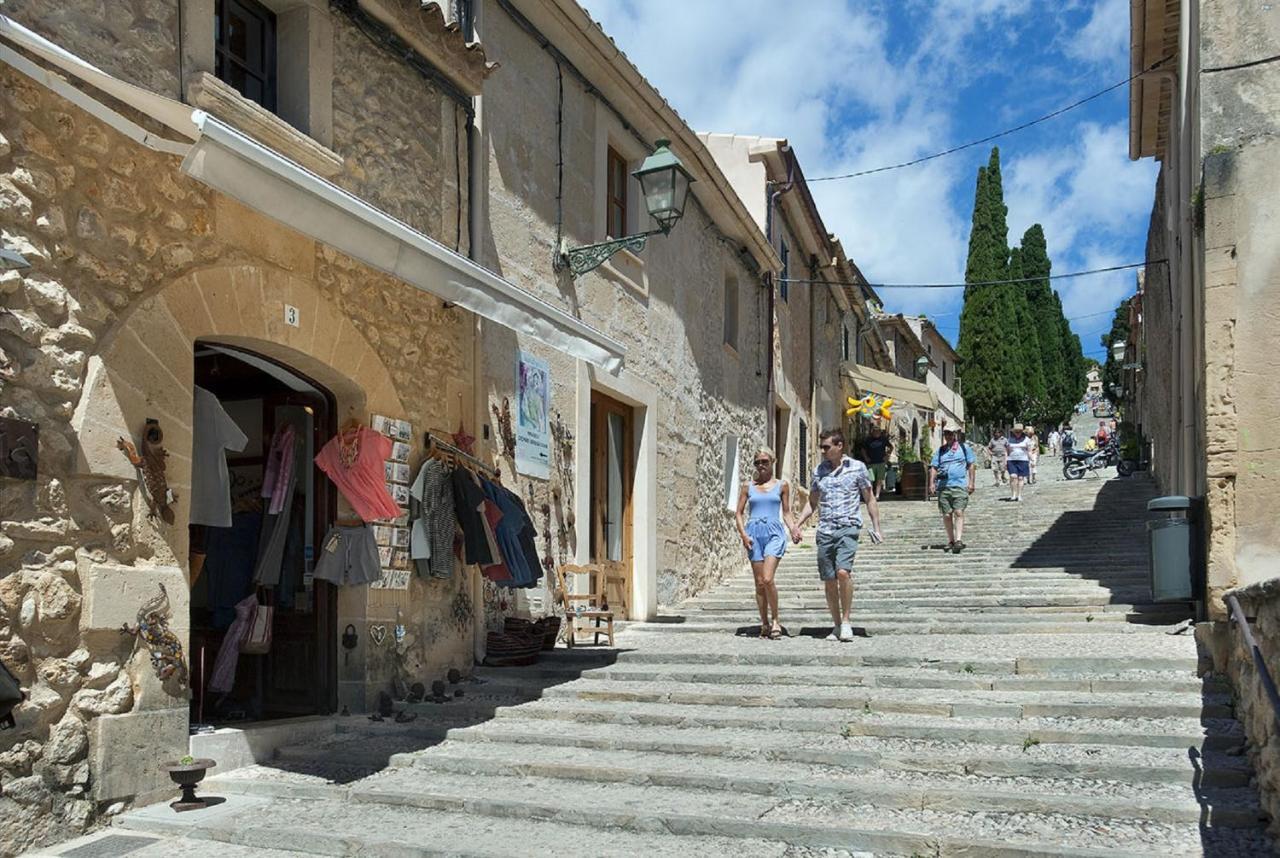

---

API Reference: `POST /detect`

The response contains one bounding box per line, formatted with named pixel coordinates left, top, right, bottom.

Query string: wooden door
left=589, top=393, right=633, bottom=615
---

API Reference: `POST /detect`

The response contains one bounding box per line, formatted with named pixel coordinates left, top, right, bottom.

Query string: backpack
left=0, top=659, right=24, bottom=730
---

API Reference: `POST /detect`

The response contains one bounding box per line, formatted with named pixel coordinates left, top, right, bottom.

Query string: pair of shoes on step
left=825, top=623, right=854, bottom=642
left=946, top=540, right=966, bottom=554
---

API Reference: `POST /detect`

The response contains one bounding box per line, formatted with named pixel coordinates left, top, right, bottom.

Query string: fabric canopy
left=844, top=364, right=939, bottom=413
left=0, top=15, right=627, bottom=373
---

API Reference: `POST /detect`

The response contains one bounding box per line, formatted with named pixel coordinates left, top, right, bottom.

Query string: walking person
left=794, top=429, right=884, bottom=642
left=1048, top=428, right=1061, bottom=458
left=1005, top=423, right=1034, bottom=501
left=734, top=447, right=797, bottom=640
left=929, top=428, right=976, bottom=553
left=860, top=425, right=892, bottom=499
left=987, top=430, right=1009, bottom=487
left=1026, top=428, right=1039, bottom=485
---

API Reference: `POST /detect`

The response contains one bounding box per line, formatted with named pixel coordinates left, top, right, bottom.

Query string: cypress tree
left=1017, top=225, right=1060, bottom=424
left=958, top=147, right=1021, bottom=426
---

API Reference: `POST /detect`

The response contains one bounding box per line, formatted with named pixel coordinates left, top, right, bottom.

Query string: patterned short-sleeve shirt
left=810, top=456, right=872, bottom=534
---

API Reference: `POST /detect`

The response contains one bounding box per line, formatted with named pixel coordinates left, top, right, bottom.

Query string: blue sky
left=578, top=0, right=1158, bottom=362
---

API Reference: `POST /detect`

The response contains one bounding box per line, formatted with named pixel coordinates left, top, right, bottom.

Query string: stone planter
left=164, top=758, right=216, bottom=812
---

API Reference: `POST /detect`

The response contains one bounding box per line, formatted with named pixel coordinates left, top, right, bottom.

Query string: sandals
left=769, top=622, right=783, bottom=640
left=759, top=624, right=771, bottom=640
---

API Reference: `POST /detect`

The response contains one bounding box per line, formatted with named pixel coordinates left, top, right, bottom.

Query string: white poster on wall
left=515, top=351, right=551, bottom=480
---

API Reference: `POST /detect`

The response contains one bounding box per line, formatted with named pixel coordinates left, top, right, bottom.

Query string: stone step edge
left=488, top=705, right=1240, bottom=750
left=401, top=723, right=1253, bottom=787
left=347, top=784, right=1180, bottom=858
left=530, top=652, right=1205, bottom=674
left=376, top=750, right=1263, bottom=828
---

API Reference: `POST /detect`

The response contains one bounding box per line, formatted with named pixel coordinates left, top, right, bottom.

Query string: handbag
left=240, top=601, right=273, bottom=655
left=0, top=659, right=25, bottom=730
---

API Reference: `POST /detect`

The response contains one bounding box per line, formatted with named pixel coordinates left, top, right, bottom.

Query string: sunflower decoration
left=844, top=396, right=865, bottom=417
left=877, top=397, right=894, bottom=421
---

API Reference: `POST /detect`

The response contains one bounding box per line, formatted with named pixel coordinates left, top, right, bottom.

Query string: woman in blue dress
left=734, top=447, right=798, bottom=639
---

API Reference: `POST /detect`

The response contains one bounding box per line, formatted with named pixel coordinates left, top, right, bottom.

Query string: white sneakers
left=828, top=623, right=854, bottom=641
left=825, top=627, right=840, bottom=641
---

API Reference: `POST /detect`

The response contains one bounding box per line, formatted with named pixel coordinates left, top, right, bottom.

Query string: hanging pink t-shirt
left=314, top=427, right=400, bottom=522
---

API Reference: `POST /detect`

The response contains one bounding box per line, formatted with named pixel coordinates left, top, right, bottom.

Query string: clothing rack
left=424, top=432, right=499, bottom=478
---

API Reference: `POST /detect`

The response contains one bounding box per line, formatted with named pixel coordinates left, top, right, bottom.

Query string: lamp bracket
left=558, top=228, right=664, bottom=278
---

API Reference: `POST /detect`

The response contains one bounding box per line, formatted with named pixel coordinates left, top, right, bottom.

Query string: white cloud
left=1063, top=0, right=1129, bottom=69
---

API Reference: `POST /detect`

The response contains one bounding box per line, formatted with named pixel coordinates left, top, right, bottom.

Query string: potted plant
left=164, top=755, right=216, bottom=812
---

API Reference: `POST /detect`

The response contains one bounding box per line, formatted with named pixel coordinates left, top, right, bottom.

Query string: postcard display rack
left=370, top=414, right=413, bottom=590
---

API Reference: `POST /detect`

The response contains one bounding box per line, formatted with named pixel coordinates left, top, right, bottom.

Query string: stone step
left=666, top=608, right=1162, bottom=622
left=340, top=767, right=1273, bottom=856
left=110, top=793, right=808, bottom=858
left=385, top=738, right=1265, bottom=827
left=486, top=698, right=1242, bottom=749
left=418, top=718, right=1256, bottom=788
left=529, top=647, right=1204, bottom=675
left=476, top=663, right=1224, bottom=694
left=528, top=678, right=1230, bottom=720
left=21, top=831, right=306, bottom=858
left=622, top=618, right=1183, bottom=635
left=682, top=602, right=1170, bottom=615
left=689, top=594, right=1155, bottom=608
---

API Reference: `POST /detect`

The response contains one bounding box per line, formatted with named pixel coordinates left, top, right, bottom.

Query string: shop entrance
left=188, top=342, right=338, bottom=725
left=589, top=392, right=634, bottom=615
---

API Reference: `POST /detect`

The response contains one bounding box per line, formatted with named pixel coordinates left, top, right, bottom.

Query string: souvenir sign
left=515, top=351, right=551, bottom=480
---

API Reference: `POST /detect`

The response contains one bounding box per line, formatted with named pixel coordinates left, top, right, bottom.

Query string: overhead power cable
left=807, top=55, right=1176, bottom=182
left=1202, top=53, right=1280, bottom=74
left=778, top=259, right=1164, bottom=290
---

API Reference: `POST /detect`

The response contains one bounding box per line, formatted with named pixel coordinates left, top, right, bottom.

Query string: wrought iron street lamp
left=1110, top=339, right=1127, bottom=363
left=558, top=139, right=695, bottom=277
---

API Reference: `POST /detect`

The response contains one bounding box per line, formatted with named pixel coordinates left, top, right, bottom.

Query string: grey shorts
left=314, top=524, right=382, bottom=586
left=816, top=525, right=860, bottom=581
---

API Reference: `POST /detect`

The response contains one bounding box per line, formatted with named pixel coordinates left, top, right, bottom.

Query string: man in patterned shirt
left=794, top=429, right=884, bottom=642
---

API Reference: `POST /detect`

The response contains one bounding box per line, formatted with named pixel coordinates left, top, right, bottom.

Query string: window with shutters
left=606, top=147, right=629, bottom=239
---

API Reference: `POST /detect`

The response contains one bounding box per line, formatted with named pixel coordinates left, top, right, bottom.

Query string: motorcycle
left=1063, top=438, right=1134, bottom=479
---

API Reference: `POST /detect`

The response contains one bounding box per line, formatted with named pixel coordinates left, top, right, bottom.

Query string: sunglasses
left=753, top=459, right=772, bottom=467
left=820, top=443, right=841, bottom=451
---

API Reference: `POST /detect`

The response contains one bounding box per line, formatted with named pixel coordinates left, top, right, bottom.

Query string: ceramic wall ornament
left=878, top=397, right=895, bottom=421
left=117, top=419, right=177, bottom=524
left=368, top=624, right=387, bottom=647
left=122, top=583, right=189, bottom=694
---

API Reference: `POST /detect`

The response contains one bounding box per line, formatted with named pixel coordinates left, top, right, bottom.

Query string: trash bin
left=1148, top=496, right=1193, bottom=602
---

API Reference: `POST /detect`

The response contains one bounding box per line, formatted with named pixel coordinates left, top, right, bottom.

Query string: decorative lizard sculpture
left=121, top=583, right=189, bottom=691
left=117, top=418, right=176, bottom=524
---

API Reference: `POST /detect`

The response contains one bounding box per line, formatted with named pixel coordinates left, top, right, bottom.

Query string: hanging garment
left=483, top=480, right=534, bottom=587
left=209, top=594, right=257, bottom=693
left=479, top=497, right=512, bottom=583
left=260, top=424, right=297, bottom=515
left=510, top=489, right=544, bottom=588
left=204, top=512, right=262, bottom=629
left=252, top=448, right=300, bottom=588
left=313, top=523, right=382, bottom=586
left=315, top=427, right=400, bottom=522
left=189, top=387, right=249, bottom=527
left=450, top=466, right=493, bottom=566
left=409, top=459, right=455, bottom=579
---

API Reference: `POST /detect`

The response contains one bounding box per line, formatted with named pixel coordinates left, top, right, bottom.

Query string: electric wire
left=1202, top=53, right=1280, bottom=74
left=778, top=260, right=1164, bottom=290
left=808, top=55, right=1176, bottom=182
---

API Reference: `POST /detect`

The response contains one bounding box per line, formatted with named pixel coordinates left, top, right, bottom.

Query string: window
left=798, top=419, right=808, bottom=483
left=723, top=272, right=739, bottom=349
left=855, top=328, right=864, bottom=364
left=722, top=434, right=739, bottom=511
left=215, top=0, right=277, bottom=112
left=779, top=241, right=789, bottom=302
left=606, top=147, right=629, bottom=239
left=841, top=324, right=850, bottom=362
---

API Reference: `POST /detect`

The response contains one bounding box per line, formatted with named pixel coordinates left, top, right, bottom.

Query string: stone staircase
left=33, top=470, right=1278, bottom=856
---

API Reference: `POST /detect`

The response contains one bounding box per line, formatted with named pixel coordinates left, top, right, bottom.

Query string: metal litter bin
left=1148, top=496, right=1193, bottom=602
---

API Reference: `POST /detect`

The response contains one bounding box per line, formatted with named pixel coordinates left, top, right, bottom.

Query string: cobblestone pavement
left=30, top=463, right=1278, bottom=856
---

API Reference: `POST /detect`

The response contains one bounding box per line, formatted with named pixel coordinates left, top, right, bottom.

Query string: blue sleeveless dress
left=744, top=481, right=787, bottom=561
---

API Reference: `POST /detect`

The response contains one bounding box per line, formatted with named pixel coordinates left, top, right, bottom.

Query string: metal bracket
left=558, top=229, right=662, bottom=278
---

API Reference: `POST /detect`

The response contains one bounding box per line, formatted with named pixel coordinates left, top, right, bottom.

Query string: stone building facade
left=472, top=1, right=780, bottom=612
left=1129, top=0, right=1280, bottom=831
left=0, top=1, right=627, bottom=852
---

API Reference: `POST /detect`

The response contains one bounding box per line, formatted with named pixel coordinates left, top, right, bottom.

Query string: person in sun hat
left=1004, top=423, right=1034, bottom=502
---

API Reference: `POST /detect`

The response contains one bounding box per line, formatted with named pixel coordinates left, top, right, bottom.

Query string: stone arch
left=71, top=263, right=403, bottom=563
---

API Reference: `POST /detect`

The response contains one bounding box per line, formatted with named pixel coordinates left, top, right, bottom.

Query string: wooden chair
left=555, top=563, right=614, bottom=647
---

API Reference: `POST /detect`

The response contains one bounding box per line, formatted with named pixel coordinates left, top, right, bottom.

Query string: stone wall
left=478, top=4, right=770, bottom=610
left=0, top=51, right=473, bottom=852
left=1136, top=165, right=1176, bottom=497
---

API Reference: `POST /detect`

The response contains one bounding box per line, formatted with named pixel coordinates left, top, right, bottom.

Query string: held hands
left=789, top=526, right=802, bottom=544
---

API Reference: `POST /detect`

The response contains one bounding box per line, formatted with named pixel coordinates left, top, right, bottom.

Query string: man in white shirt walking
left=794, top=429, right=884, bottom=642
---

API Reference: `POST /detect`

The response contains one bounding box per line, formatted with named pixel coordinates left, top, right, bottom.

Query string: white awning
left=0, top=15, right=626, bottom=373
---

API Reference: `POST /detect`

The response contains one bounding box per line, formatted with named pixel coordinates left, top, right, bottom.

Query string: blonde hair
left=753, top=446, right=776, bottom=464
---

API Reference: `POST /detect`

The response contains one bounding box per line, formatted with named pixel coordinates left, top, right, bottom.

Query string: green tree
left=1101, top=299, right=1132, bottom=397
left=1017, top=225, right=1068, bottom=424
left=1006, top=246, right=1047, bottom=421
left=958, top=148, right=1022, bottom=426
